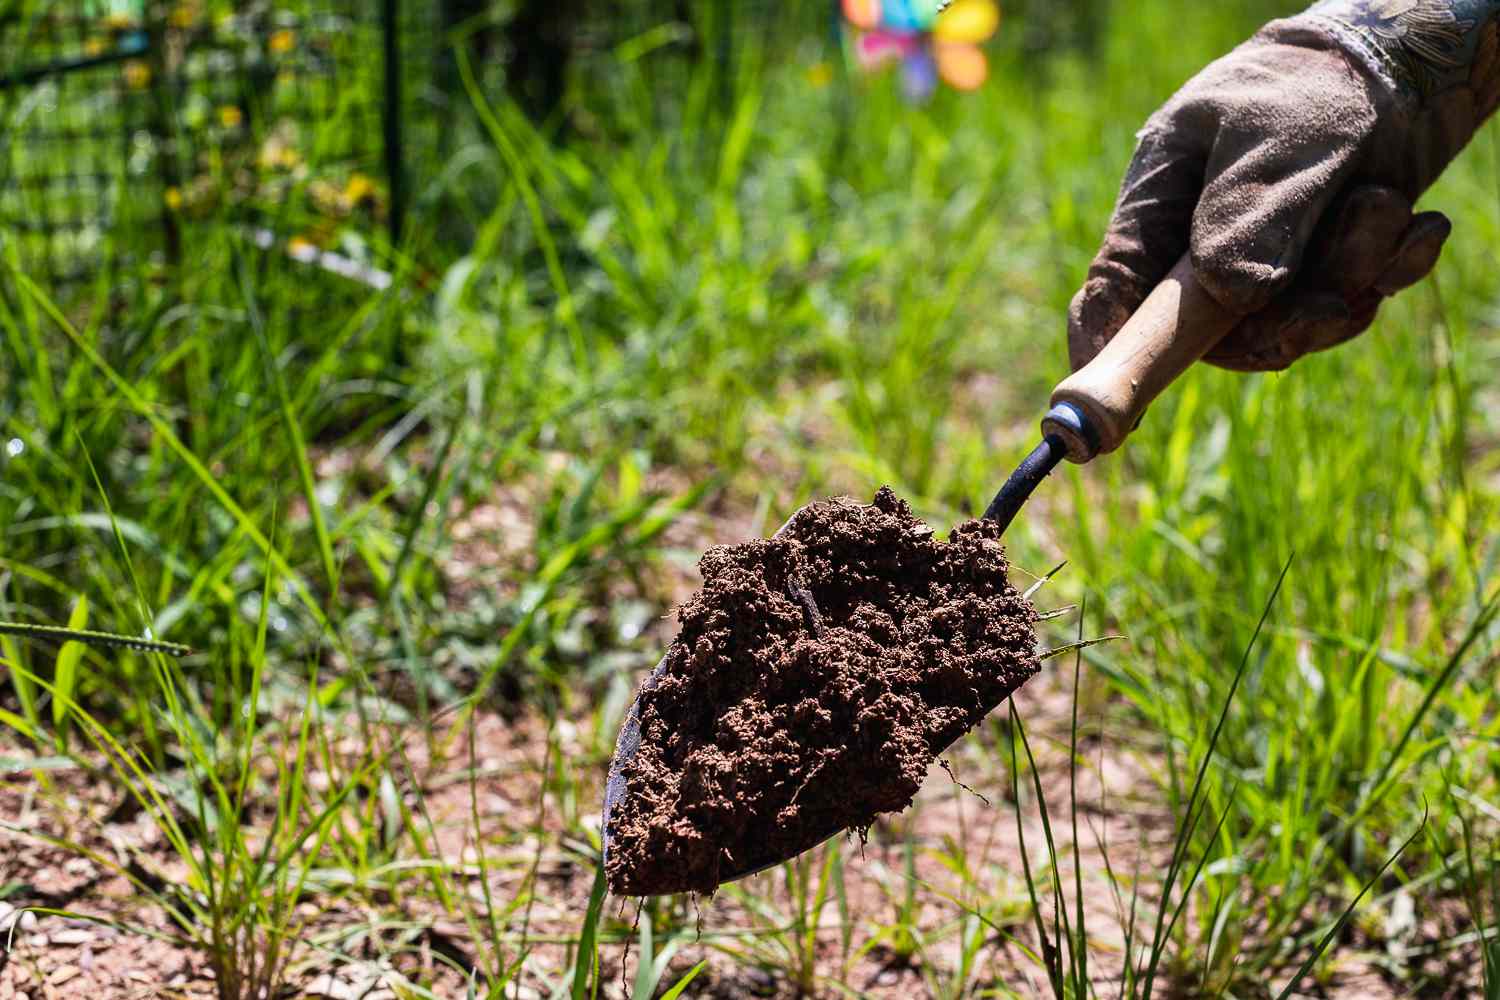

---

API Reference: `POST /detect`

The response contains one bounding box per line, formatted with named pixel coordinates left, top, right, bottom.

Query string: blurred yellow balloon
left=843, top=0, right=883, bottom=31
left=936, top=43, right=989, bottom=90
left=934, top=0, right=999, bottom=43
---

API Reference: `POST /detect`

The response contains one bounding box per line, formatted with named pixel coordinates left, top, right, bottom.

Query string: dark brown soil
left=605, top=487, right=1040, bottom=897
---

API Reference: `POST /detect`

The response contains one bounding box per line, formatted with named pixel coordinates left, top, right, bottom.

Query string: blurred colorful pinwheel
left=841, top=0, right=1000, bottom=102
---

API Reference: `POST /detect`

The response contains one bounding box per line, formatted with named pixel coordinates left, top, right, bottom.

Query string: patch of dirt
left=1, top=694, right=1487, bottom=1000
left=0, top=767, right=218, bottom=999
left=604, top=487, right=1041, bottom=896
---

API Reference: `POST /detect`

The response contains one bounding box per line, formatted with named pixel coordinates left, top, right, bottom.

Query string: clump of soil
left=604, top=487, right=1040, bottom=897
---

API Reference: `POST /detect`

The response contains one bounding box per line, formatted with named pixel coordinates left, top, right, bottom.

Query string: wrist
left=1295, top=0, right=1500, bottom=105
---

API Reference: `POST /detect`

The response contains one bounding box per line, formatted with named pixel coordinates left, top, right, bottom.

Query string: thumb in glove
left=1205, top=185, right=1450, bottom=371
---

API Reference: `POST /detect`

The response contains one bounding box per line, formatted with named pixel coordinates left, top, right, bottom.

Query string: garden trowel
left=603, top=252, right=1239, bottom=889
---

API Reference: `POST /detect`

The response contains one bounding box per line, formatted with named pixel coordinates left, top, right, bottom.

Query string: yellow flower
left=288, top=235, right=319, bottom=257
left=123, top=61, right=151, bottom=90
left=164, top=187, right=183, bottom=211
left=269, top=29, right=295, bottom=55
left=218, top=105, right=244, bottom=129
left=806, top=62, right=833, bottom=88
left=259, top=137, right=303, bottom=171
left=85, top=37, right=107, bottom=56
left=104, top=13, right=137, bottom=30
left=343, top=173, right=378, bottom=208
left=169, top=4, right=200, bottom=29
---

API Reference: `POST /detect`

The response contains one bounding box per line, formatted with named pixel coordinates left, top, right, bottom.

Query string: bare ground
left=1, top=667, right=1481, bottom=999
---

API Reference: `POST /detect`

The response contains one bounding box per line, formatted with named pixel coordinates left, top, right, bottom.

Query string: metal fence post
left=145, top=1, right=181, bottom=272
left=383, top=0, right=405, bottom=246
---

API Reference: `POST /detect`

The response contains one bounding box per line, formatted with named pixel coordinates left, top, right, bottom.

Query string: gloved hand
left=1070, top=1, right=1500, bottom=373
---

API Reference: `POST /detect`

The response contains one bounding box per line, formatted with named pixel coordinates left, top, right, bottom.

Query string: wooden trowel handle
left=1045, top=253, right=1240, bottom=463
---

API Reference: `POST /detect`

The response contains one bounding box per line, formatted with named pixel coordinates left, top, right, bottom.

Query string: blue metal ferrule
left=1041, top=401, right=1100, bottom=464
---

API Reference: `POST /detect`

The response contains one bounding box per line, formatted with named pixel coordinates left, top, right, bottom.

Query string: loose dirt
left=604, top=487, right=1041, bottom=897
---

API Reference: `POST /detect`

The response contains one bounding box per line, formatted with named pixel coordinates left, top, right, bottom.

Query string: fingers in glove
left=1238, top=212, right=1449, bottom=371
left=1205, top=293, right=1358, bottom=372
left=1373, top=212, right=1451, bottom=295
left=1068, top=130, right=1205, bottom=371
left=1308, top=185, right=1413, bottom=299
left=1204, top=192, right=1449, bottom=372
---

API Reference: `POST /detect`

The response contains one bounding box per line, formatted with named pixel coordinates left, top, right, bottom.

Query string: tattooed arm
left=1303, top=0, right=1500, bottom=105
left=1066, top=0, right=1497, bottom=373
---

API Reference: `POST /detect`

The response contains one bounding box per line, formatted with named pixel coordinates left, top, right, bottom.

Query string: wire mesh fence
left=0, top=0, right=435, bottom=292
left=0, top=0, right=1158, bottom=295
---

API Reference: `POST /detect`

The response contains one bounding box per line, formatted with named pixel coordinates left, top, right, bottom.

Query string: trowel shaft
left=984, top=253, right=1240, bottom=532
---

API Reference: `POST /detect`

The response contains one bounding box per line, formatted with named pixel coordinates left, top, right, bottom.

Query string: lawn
left=1, top=0, right=1498, bottom=997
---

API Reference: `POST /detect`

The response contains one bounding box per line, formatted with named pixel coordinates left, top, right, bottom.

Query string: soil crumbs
left=605, top=487, right=1041, bottom=897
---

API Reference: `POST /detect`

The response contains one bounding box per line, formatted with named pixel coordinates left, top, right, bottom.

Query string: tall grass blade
left=1141, top=555, right=1293, bottom=996
left=239, top=249, right=341, bottom=598
left=1008, top=700, right=1062, bottom=996
left=1273, top=807, right=1427, bottom=999
left=1068, top=607, right=1088, bottom=991
left=572, top=865, right=607, bottom=1000
left=0, top=622, right=192, bottom=657
left=49, top=595, right=87, bottom=745
left=660, top=960, right=708, bottom=999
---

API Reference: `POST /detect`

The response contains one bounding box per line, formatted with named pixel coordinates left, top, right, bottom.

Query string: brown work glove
left=1070, top=2, right=1500, bottom=373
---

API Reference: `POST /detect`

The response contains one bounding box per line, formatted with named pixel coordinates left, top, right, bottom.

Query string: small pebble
left=50, top=929, right=93, bottom=946
left=49, top=965, right=81, bottom=986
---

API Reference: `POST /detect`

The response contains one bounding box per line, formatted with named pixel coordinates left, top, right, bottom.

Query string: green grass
left=1, top=0, right=1499, bottom=996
